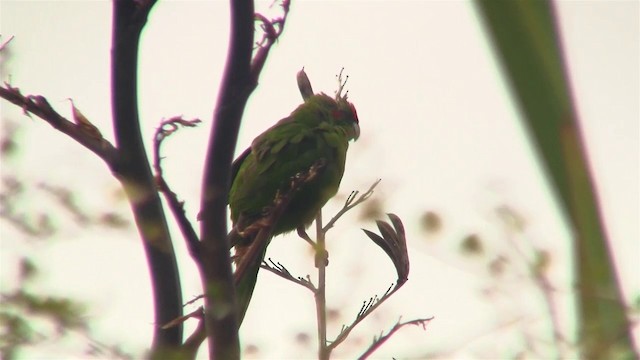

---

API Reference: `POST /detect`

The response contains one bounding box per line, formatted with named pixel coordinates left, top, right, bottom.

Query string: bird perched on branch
left=228, top=70, right=360, bottom=324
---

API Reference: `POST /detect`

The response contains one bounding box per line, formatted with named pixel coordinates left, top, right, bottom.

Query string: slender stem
left=153, top=118, right=202, bottom=261
left=315, top=211, right=330, bottom=360
left=323, top=179, right=380, bottom=233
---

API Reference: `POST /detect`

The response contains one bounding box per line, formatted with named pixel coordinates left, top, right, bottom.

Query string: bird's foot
left=297, top=226, right=314, bottom=245
left=314, top=248, right=329, bottom=268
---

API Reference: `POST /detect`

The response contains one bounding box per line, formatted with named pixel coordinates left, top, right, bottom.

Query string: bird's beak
left=352, top=122, right=360, bottom=141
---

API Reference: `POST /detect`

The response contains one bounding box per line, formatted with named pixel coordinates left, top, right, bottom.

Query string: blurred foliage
left=0, top=120, right=129, bottom=236
left=460, top=233, right=484, bottom=256
left=1, top=173, right=129, bottom=237
left=476, top=0, right=635, bottom=357
left=0, top=120, right=132, bottom=358
left=0, top=258, right=85, bottom=359
left=0, top=176, right=56, bottom=238
left=0, top=258, right=132, bottom=360
left=359, top=197, right=384, bottom=222
left=415, top=201, right=632, bottom=358
left=1, top=121, right=18, bottom=157
left=487, top=255, right=509, bottom=278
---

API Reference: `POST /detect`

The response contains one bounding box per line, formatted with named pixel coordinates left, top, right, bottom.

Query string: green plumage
left=229, top=93, right=359, bottom=323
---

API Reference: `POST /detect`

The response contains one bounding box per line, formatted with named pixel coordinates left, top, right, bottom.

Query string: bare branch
left=260, top=258, right=317, bottom=292
left=199, top=0, right=289, bottom=355
left=0, top=85, right=117, bottom=165
left=357, top=317, right=433, bottom=359
left=198, top=0, right=256, bottom=355
left=111, top=0, right=183, bottom=349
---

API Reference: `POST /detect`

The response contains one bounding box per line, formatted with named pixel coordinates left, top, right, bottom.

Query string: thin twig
left=323, top=179, right=381, bottom=233
left=357, top=317, right=433, bottom=359
left=328, top=284, right=401, bottom=351
left=250, top=0, right=290, bottom=80
left=184, top=294, right=205, bottom=307
left=260, top=258, right=316, bottom=292
left=152, top=117, right=202, bottom=261
left=161, top=306, right=204, bottom=330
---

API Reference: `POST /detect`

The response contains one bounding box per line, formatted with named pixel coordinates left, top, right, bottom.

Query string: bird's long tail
left=230, top=231, right=271, bottom=325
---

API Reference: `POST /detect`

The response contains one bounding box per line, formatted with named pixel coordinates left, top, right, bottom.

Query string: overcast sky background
left=1, top=1, right=638, bottom=358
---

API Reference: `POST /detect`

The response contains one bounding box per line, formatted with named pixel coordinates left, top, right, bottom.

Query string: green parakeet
left=228, top=90, right=360, bottom=324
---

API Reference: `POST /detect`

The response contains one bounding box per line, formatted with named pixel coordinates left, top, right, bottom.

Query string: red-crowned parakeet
left=229, top=86, right=360, bottom=323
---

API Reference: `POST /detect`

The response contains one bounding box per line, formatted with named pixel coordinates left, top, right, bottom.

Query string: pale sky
left=1, top=1, right=638, bottom=358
